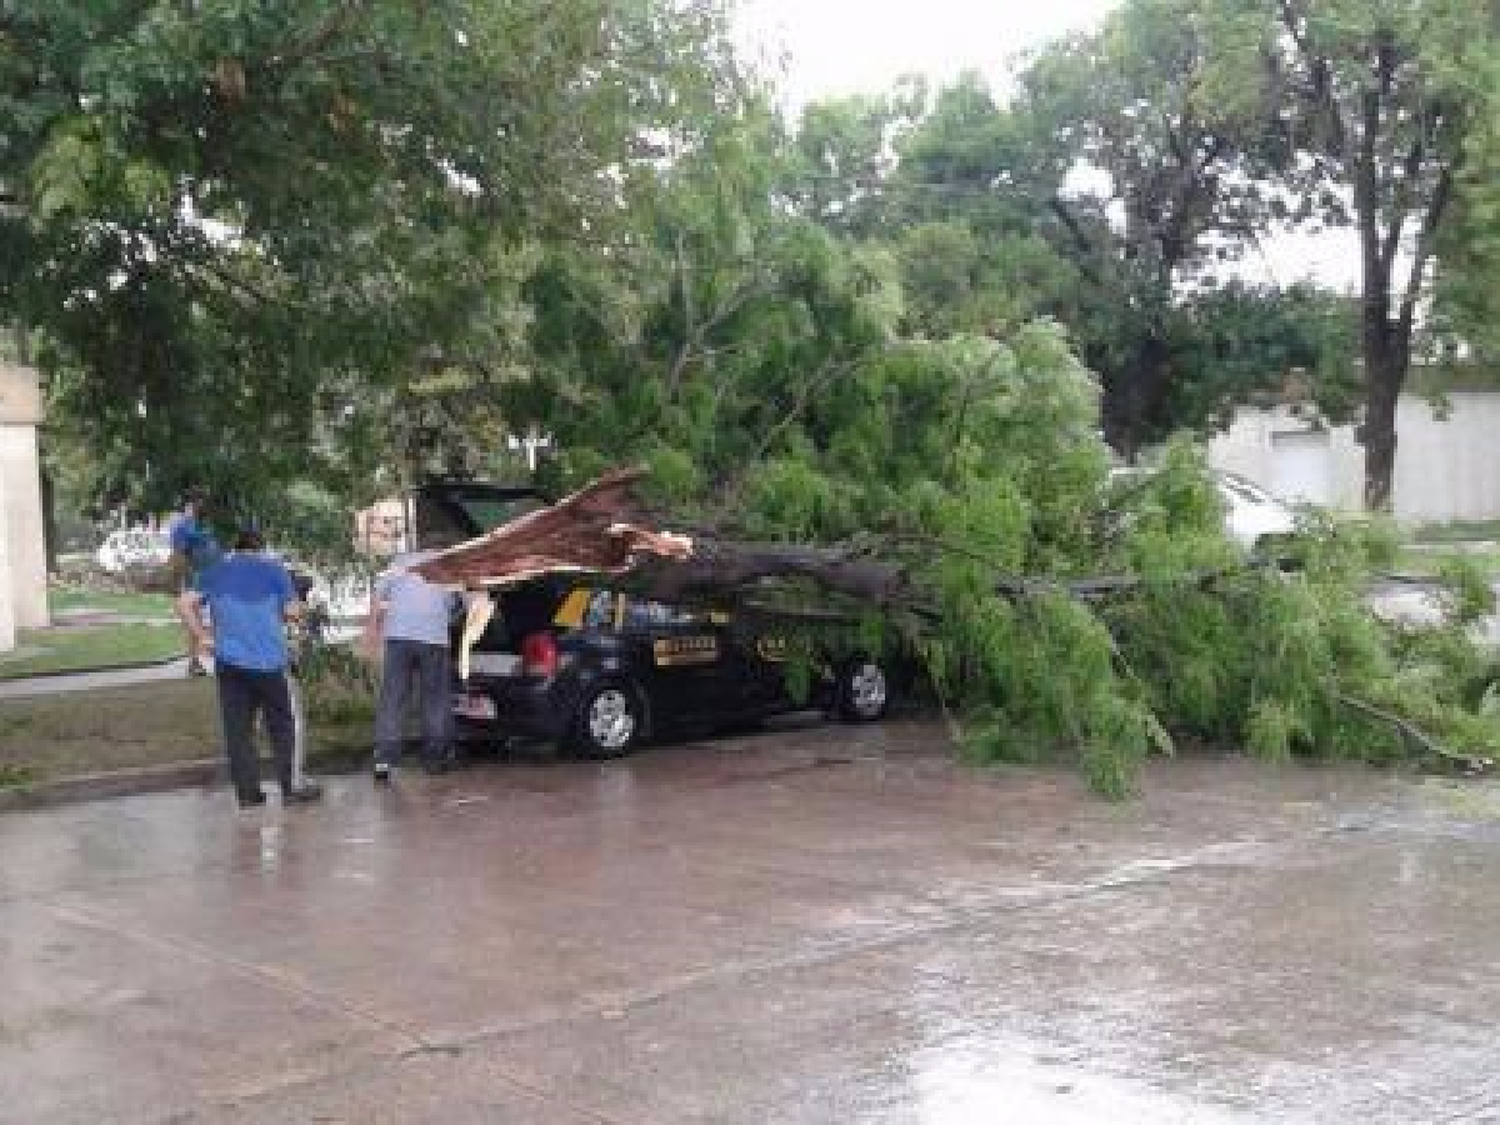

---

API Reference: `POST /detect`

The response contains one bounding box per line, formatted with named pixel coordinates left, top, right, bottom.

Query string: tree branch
left=1047, top=197, right=1105, bottom=288
left=1378, top=131, right=1426, bottom=276
left=1397, top=165, right=1454, bottom=339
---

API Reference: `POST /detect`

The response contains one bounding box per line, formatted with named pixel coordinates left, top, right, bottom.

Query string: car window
left=624, top=598, right=707, bottom=628
left=583, top=590, right=617, bottom=628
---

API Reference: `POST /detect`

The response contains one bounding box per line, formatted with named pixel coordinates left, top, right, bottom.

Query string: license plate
left=453, top=693, right=497, bottom=721
left=468, top=652, right=522, bottom=676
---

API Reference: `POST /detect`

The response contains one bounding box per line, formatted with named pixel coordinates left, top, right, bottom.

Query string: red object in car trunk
left=521, top=632, right=559, bottom=678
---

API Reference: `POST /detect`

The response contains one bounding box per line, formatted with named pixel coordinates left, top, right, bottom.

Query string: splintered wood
left=413, top=467, right=694, bottom=589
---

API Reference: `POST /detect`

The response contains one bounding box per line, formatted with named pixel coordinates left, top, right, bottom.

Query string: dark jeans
left=215, top=661, right=296, bottom=797
left=375, top=639, right=453, bottom=767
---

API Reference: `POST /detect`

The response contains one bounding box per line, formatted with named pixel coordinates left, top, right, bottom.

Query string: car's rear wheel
left=835, top=657, right=889, bottom=722
left=566, top=681, right=644, bottom=759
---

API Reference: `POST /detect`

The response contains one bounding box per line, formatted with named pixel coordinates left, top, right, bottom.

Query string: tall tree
left=1018, top=0, right=1285, bottom=456
left=1260, top=0, right=1500, bottom=508
left=0, top=0, right=737, bottom=511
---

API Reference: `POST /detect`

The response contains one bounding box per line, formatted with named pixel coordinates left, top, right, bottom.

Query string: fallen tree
left=417, top=463, right=1500, bottom=797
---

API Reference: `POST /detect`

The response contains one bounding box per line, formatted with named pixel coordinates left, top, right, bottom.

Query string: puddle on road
left=257, top=824, right=281, bottom=872
left=905, top=1035, right=1273, bottom=1124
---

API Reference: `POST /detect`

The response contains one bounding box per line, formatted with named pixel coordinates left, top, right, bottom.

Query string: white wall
left=0, top=461, right=12, bottom=652
left=1208, top=393, right=1500, bottom=526
left=0, top=362, right=48, bottom=628
left=1392, top=393, right=1500, bottom=525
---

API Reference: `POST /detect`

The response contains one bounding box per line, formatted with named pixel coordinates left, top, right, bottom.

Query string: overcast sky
left=734, top=0, right=1122, bottom=107
left=732, top=0, right=1358, bottom=290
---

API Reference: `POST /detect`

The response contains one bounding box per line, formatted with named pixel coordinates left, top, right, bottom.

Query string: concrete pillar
left=0, top=361, right=47, bottom=629
left=0, top=455, right=12, bottom=652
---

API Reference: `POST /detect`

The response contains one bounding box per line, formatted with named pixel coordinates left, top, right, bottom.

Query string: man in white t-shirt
left=361, top=551, right=462, bottom=780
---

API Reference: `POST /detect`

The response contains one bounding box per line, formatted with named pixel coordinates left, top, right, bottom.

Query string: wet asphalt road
left=4, top=718, right=1500, bottom=1124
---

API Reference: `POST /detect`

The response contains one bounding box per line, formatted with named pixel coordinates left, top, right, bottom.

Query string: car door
left=623, top=597, right=738, bottom=725
left=720, top=614, right=797, bottom=714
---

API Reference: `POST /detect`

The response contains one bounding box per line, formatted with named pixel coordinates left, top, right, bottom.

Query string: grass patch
left=0, top=680, right=220, bottom=780
left=1411, top=519, right=1500, bottom=545
left=49, top=585, right=174, bottom=618
left=0, top=679, right=373, bottom=787
left=0, top=623, right=185, bottom=679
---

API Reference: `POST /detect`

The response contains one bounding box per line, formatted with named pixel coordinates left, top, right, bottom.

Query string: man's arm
left=273, top=565, right=304, bottom=623
left=175, top=590, right=213, bottom=656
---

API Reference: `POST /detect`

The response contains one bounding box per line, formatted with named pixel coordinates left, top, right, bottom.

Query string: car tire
left=566, top=680, right=645, bottom=759
left=834, top=657, right=890, bottom=722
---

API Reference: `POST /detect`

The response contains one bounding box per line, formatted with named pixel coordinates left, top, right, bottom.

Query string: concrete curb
left=0, top=759, right=222, bottom=812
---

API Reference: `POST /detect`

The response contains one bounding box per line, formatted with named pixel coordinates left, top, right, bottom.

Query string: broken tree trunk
left=412, top=466, right=1263, bottom=611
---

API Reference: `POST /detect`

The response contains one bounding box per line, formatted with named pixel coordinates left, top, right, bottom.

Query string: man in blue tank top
left=178, top=527, right=323, bottom=808
left=168, top=488, right=222, bottom=676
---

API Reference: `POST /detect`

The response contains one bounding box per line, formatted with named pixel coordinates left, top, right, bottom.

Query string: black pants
left=375, top=639, right=452, bottom=767
left=215, top=661, right=296, bottom=797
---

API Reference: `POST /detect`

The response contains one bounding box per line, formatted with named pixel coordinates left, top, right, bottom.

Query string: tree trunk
left=413, top=466, right=1245, bottom=612
left=1101, top=335, right=1170, bottom=463
left=40, top=464, right=58, bottom=574
left=1360, top=321, right=1408, bottom=513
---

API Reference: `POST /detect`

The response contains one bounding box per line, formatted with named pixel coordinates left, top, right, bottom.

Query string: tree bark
left=413, top=466, right=1256, bottom=614
left=1359, top=309, right=1408, bottom=512
left=1101, top=333, right=1170, bottom=463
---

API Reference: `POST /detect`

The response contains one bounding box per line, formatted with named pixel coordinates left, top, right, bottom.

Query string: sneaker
left=283, top=783, right=324, bottom=805
left=421, top=757, right=453, bottom=776
left=373, top=763, right=392, bottom=784
left=236, top=788, right=267, bottom=809
left=187, top=657, right=209, bottom=678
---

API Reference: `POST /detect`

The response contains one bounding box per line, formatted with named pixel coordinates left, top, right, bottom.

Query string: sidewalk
left=0, top=656, right=204, bottom=700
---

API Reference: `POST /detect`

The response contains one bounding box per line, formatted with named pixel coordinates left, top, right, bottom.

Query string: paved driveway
left=3, top=719, right=1499, bottom=1123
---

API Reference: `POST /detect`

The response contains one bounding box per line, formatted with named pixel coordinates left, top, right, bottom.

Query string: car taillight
left=520, top=631, right=559, bottom=678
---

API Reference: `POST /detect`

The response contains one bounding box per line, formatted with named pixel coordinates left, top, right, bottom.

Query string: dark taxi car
left=452, top=580, right=893, bottom=758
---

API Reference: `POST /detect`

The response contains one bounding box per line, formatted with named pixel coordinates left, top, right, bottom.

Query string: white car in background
left=1213, top=471, right=1299, bottom=552
left=1109, top=467, right=1299, bottom=553
left=95, top=528, right=173, bottom=573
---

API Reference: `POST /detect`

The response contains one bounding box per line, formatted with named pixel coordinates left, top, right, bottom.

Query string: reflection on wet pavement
left=3, top=719, right=1500, bottom=1123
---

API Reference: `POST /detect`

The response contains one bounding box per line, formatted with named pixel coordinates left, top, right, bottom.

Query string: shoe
left=373, top=763, right=392, bottom=784
left=421, top=757, right=452, bottom=776
left=236, top=788, right=267, bottom=809
left=283, top=783, right=324, bottom=804
left=187, top=657, right=209, bottom=678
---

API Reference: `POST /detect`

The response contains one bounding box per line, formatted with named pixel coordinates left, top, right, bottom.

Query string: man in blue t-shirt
left=178, top=527, right=323, bottom=809
left=168, top=489, right=222, bottom=677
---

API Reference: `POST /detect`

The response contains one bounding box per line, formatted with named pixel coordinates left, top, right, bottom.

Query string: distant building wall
left=1208, top=392, right=1500, bottom=526
left=0, top=361, right=47, bottom=628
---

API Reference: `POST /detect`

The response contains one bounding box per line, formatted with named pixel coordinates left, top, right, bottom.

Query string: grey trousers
left=375, top=639, right=453, bottom=767
left=215, top=662, right=296, bottom=797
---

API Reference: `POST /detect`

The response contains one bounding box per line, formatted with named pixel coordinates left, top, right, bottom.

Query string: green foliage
left=295, top=633, right=376, bottom=727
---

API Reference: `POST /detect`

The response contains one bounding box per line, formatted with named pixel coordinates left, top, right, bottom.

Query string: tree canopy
left=1, top=0, right=739, bottom=508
